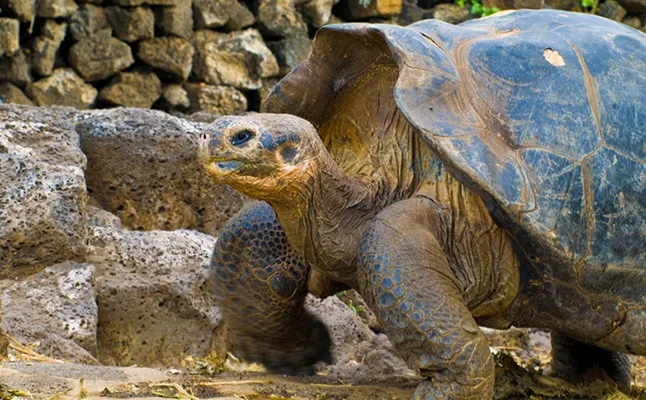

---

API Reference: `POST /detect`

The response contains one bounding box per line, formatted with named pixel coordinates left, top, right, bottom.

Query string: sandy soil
left=2, top=328, right=645, bottom=400
left=2, top=294, right=645, bottom=400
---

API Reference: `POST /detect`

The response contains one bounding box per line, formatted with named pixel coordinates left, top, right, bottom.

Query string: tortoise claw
left=230, top=311, right=332, bottom=376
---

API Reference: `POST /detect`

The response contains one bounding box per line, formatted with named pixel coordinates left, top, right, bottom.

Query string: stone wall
left=1, top=0, right=643, bottom=116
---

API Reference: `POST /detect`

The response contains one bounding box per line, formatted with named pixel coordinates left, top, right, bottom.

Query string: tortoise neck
left=270, top=149, right=380, bottom=287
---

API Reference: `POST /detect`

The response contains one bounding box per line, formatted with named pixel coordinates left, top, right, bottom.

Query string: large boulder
left=37, top=0, right=79, bottom=18
left=27, top=68, right=98, bottom=109
left=6, top=0, right=37, bottom=23
left=98, top=71, right=162, bottom=108
left=138, top=37, right=194, bottom=81
left=154, top=0, right=193, bottom=39
left=193, top=29, right=279, bottom=90
left=256, top=0, right=308, bottom=37
left=68, top=3, right=110, bottom=41
left=0, top=262, right=99, bottom=363
left=0, top=19, right=20, bottom=58
left=85, top=207, right=225, bottom=366
left=0, top=105, right=87, bottom=279
left=193, top=0, right=255, bottom=30
left=74, top=107, right=248, bottom=235
left=68, top=29, right=134, bottom=82
left=184, top=83, right=248, bottom=115
left=105, top=5, right=155, bottom=43
left=31, top=20, right=68, bottom=77
left=306, top=295, right=410, bottom=377
left=0, top=50, right=32, bottom=87
left=0, top=83, right=34, bottom=106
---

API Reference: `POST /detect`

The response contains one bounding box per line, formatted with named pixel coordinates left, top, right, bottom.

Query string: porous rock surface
left=193, top=29, right=279, bottom=90
left=0, top=262, right=99, bottom=363
left=75, top=107, right=249, bottom=235
left=27, top=68, right=98, bottom=108
left=306, top=295, right=411, bottom=377
left=98, top=71, right=162, bottom=108
left=0, top=105, right=87, bottom=279
left=0, top=104, right=251, bottom=366
left=85, top=206, right=224, bottom=366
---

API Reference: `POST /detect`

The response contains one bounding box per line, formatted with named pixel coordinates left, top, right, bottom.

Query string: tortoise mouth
left=204, top=158, right=244, bottom=179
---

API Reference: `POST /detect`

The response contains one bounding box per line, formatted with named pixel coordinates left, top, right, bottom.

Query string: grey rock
left=184, top=83, right=248, bottom=115
left=430, top=3, right=471, bottom=24
left=105, top=6, right=154, bottom=43
left=227, top=1, right=257, bottom=30
left=138, top=37, right=194, bottom=80
left=398, top=0, right=426, bottom=25
left=267, top=34, right=312, bottom=76
left=0, top=83, right=34, bottom=106
left=74, top=107, right=248, bottom=235
left=37, top=0, right=79, bottom=18
left=27, top=68, right=98, bottom=108
left=300, top=0, right=339, bottom=27
left=69, top=3, right=110, bottom=41
left=0, top=50, right=32, bottom=87
left=257, top=0, right=308, bottom=37
left=617, top=0, right=646, bottom=12
left=68, top=29, right=134, bottom=81
left=0, top=19, right=20, bottom=58
left=185, top=110, right=222, bottom=123
left=0, top=104, right=87, bottom=279
left=99, top=71, right=162, bottom=108
left=193, top=0, right=255, bottom=30
left=154, top=0, right=193, bottom=39
left=193, top=29, right=279, bottom=90
left=31, top=20, right=68, bottom=76
left=112, top=0, right=176, bottom=4
left=623, top=15, right=643, bottom=28
left=0, top=262, right=98, bottom=363
left=7, top=0, right=38, bottom=24
left=305, top=295, right=410, bottom=377
left=514, top=0, right=544, bottom=7
left=85, top=206, right=225, bottom=366
left=597, top=0, right=627, bottom=21
left=162, top=84, right=191, bottom=109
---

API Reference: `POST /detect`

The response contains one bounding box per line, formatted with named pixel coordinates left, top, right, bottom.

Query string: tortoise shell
left=265, top=10, right=645, bottom=299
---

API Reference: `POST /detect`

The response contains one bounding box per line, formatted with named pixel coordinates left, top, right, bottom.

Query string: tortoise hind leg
left=551, top=332, right=631, bottom=392
left=210, top=201, right=332, bottom=375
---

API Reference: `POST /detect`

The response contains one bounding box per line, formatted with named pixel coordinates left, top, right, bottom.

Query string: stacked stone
left=0, top=0, right=644, bottom=114
left=0, top=0, right=404, bottom=115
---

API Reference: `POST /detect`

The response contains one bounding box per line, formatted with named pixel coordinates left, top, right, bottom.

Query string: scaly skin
left=210, top=200, right=331, bottom=374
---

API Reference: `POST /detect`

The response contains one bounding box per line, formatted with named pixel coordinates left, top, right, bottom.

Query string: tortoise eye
left=230, top=129, right=254, bottom=146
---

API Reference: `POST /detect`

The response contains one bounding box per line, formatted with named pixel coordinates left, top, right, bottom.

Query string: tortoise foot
left=551, top=332, right=631, bottom=392
left=230, top=311, right=332, bottom=376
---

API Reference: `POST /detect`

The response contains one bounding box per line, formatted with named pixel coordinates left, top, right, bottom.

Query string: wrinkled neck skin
left=269, top=148, right=381, bottom=288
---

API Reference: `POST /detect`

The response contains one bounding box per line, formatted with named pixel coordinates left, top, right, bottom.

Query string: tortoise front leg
left=358, top=197, right=494, bottom=400
left=210, top=201, right=332, bottom=375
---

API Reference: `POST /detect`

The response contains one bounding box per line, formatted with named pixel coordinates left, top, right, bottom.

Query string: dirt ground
left=2, top=327, right=645, bottom=400
left=2, top=294, right=645, bottom=400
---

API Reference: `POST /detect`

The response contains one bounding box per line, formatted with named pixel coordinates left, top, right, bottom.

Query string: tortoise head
left=198, top=114, right=321, bottom=199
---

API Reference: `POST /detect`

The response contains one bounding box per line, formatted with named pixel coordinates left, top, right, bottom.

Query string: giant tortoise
left=198, top=9, right=645, bottom=400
